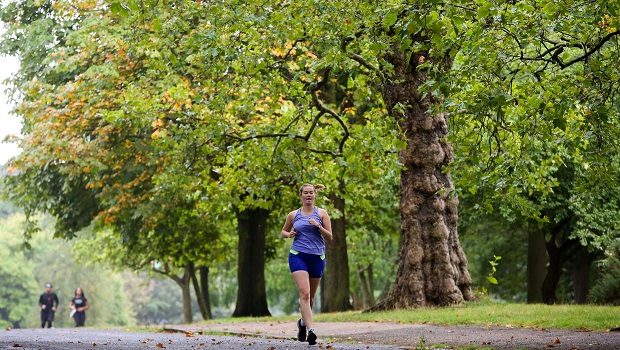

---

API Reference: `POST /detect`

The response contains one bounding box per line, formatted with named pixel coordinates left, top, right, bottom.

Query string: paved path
left=169, top=320, right=620, bottom=349
left=3, top=322, right=619, bottom=349
left=1, top=327, right=394, bottom=350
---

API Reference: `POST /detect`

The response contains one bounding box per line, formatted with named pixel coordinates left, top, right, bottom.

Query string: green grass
left=197, top=299, right=620, bottom=332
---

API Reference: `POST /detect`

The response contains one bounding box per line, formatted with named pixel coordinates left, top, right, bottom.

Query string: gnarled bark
left=371, top=46, right=474, bottom=310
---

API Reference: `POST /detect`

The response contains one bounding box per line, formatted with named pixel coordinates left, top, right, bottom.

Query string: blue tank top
left=291, top=207, right=325, bottom=255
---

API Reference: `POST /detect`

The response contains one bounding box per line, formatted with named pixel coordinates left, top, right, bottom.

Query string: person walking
left=39, top=283, right=59, bottom=328
left=70, top=287, right=90, bottom=327
left=281, top=183, right=333, bottom=346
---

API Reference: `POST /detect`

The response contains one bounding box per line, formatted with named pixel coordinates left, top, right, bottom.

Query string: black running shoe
left=307, top=329, right=317, bottom=346
left=296, top=318, right=306, bottom=341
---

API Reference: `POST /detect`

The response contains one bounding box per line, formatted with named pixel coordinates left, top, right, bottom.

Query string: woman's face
left=300, top=186, right=315, bottom=205
left=76, top=288, right=83, bottom=296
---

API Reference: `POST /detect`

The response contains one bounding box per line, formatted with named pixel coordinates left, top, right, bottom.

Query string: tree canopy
left=2, top=0, right=620, bottom=312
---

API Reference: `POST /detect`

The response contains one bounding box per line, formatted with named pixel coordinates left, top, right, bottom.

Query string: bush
left=589, top=240, right=620, bottom=305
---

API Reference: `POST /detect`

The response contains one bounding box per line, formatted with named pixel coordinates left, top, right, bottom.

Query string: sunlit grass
left=197, top=299, right=620, bottom=332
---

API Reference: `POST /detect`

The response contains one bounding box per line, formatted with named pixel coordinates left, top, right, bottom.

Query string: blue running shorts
left=288, top=250, right=326, bottom=278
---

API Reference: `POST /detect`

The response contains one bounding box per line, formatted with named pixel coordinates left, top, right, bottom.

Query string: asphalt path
left=3, top=324, right=620, bottom=350
left=170, top=321, right=620, bottom=350
left=0, top=327, right=395, bottom=350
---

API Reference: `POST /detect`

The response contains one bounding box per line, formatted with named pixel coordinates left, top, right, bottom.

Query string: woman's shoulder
left=317, top=207, right=329, bottom=215
left=287, top=209, right=300, bottom=217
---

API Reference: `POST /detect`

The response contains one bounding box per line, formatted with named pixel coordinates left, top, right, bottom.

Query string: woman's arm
left=317, top=209, right=333, bottom=241
left=281, top=211, right=296, bottom=238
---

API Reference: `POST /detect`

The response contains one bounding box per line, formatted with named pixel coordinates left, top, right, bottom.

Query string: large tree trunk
left=371, top=46, right=474, bottom=310
left=542, top=234, right=562, bottom=304
left=527, top=229, right=548, bottom=303
left=572, top=246, right=596, bottom=304
left=321, top=183, right=352, bottom=312
left=233, top=208, right=271, bottom=317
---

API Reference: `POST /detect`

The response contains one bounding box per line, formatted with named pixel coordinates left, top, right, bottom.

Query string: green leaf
left=384, top=12, right=398, bottom=28
left=110, top=2, right=130, bottom=17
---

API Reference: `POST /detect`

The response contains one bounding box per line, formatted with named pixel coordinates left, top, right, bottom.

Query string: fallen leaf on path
left=156, top=343, right=165, bottom=348
left=546, top=337, right=561, bottom=347
left=12, top=344, right=21, bottom=348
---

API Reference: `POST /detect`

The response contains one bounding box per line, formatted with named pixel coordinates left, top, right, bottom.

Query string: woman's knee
left=298, top=289, right=311, bottom=301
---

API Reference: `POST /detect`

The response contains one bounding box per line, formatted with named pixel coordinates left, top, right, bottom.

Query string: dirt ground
left=169, top=320, right=620, bottom=349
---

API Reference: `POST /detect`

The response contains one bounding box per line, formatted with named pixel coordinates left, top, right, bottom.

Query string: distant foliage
left=0, top=205, right=191, bottom=327
left=590, top=240, right=620, bottom=305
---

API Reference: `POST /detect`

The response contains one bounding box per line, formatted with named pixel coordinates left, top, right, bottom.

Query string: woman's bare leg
left=292, top=271, right=313, bottom=329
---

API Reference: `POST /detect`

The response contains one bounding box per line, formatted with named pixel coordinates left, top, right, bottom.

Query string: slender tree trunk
left=199, top=266, right=212, bottom=319
left=371, top=45, right=474, bottom=310
left=233, top=208, right=271, bottom=317
left=368, top=264, right=375, bottom=297
left=180, top=268, right=192, bottom=324
left=357, top=265, right=374, bottom=308
left=189, top=262, right=210, bottom=320
left=527, top=230, right=548, bottom=303
left=154, top=263, right=193, bottom=323
left=321, top=183, right=352, bottom=312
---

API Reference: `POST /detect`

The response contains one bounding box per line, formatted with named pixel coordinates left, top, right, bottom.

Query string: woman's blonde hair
left=299, top=183, right=325, bottom=195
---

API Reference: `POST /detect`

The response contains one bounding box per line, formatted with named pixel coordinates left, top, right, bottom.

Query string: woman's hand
left=288, top=228, right=296, bottom=238
left=308, top=218, right=321, bottom=228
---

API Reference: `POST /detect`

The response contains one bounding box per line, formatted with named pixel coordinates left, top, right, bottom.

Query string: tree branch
left=348, top=52, right=386, bottom=82
left=555, top=30, right=620, bottom=68
left=340, top=36, right=386, bottom=82
left=310, top=70, right=350, bottom=155
left=152, top=261, right=183, bottom=286
left=522, top=30, right=620, bottom=69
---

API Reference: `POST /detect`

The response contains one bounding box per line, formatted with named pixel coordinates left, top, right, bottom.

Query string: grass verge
left=197, top=299, right=620, bottom=332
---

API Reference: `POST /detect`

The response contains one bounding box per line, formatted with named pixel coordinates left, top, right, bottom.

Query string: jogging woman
left=281, top=183, right=333, bottom=346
